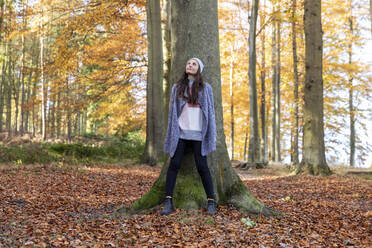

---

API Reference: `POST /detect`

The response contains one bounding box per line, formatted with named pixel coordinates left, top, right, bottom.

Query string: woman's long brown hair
left=176, top=67, right=204, bottom=104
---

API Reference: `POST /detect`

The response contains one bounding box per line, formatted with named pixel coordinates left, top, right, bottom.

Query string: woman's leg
left=191, top=140, right=215, bottom=199
left=165, top=139, right=187, bottom=197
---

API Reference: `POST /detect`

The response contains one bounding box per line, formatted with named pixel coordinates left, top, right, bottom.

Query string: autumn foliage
left=1, top=164, right=371, bottom=246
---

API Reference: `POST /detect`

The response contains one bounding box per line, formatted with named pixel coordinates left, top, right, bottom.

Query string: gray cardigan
left=164, top=82, right=217, bottom=157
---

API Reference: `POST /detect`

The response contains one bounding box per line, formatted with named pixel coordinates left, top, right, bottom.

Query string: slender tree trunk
left=291, top=0, right=300, bottom=165
left=67, top=80, right=72, bottom=142
left=50, top=92, right=55, bottom=138
left=20, top=1, right=29, bottom=135
left=229, top=45, right=235, bottom=161
left=14, top=64, right=20, bottom=135
left=31, top=72, right=37, bottom=137
left=20, top=30, right=26, bottom=136
left=25, top=70, right=32, bottom=133
left=123, top=0, right=275, bottom=216
left=271, top=9, right=277, bottom=161
left=297, top=0, right=331, bottom=176
left=348, top=0, right=355, bottom=167
left=0, top=59, right=5, bottom=133
left=162, top=0, right=172, bottom=126
left=56, top=91, right=61, bottom=138
left=259, top=0, right=267, bottom=163
left=40, top=19, right=47, bottom=140
left=83, top=108, right=87, bottom=134
left=248, top=0, right=261, bottom=163
left=6, top=43, right=12, bottom=137
left=25, top=38, right=37, bottom=134
left=144, top=0, right=165, bottom=165
left=243, top=124, right=248, bottom=161
left=274, top=15, right=281, bottom=162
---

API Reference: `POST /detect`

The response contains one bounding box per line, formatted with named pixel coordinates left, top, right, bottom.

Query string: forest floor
left=0, top=163, right=371, bottom=247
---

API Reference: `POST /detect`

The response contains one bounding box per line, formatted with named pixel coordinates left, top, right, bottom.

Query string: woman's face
left=185, top=59, right=199, bottom=76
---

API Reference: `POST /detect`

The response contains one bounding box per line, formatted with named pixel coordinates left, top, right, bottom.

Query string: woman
left=162, top=58, right=217, bottom=215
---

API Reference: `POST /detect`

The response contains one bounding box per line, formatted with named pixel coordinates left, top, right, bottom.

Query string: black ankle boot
left=206, top=199, right=216, bottom=215
left=161, top=197, right=175, bottom=215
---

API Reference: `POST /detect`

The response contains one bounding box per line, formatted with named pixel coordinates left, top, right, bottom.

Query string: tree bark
left=14, top=59, right=20, bottom=135
left=40, top=17, right=47, bottom=140
left=291, top=0, right=300, bottom=165
left=122, top=0, right=275, bottom=216
left=162, top=0, right=172, bottom=127
left=56, top=91, right=61, bottom=138
left=297, top=0, right=331, bottom=176
left=0, top=55, right=5, bottom=133
left=229, top=45, right=235, bottom=161
left=20, top=9, right=26, bottom=136
left=274, top=14, right=281, bottom=162
left=247, top=0, right=261, bottom=163
left=259, top=0, right=267, bottom=163
left=243, top=124, right=248, bottom=161
left=270, top=7, right=277, bottom=161
left=67, top=79, right=72, bottom=142
left=6, top=42, right=12, bottom=137
left=144, top=0, right=165, bottom=165
left=348, top=0, right=355, bottom=167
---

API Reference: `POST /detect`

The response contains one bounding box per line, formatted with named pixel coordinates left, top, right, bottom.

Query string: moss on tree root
left=227, top=180, right=279, bottom=217
left=295, top=162, right=332, bottom=176
left=116, top=171, right=278, bottom=217
left=116, top=153, right=278, bottom=217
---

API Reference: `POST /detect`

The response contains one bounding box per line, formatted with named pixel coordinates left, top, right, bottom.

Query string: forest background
left=0, top=0, right=371, bottom=167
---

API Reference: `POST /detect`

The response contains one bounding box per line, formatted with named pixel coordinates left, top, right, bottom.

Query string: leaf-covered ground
left=0, top=164, right=371, bottom=247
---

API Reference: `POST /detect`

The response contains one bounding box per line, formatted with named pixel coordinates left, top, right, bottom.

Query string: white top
left=178, top=103, right=203, bottom=132
left=178, top=79, right=203, bottom=141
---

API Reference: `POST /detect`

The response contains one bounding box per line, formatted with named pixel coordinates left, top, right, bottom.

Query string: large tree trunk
left=291, top=0, right=300, bottom=165
left=247, top=0, right=261, bottom=163
left=122, top=0, right=274, bottom=216
left=144, top=0, right=165, bottom=165
left=297, top=0, right=331, bottom=176
left=348, top=0, right=355, bottom=167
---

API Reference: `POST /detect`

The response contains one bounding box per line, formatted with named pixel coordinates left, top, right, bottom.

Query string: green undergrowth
left=0, top=131, right=145, bottom=166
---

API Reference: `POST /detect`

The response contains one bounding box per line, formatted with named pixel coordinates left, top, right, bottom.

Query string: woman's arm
left=164, top=84, right=178, bottom=153
left=207, top=84, right=217, bottom=149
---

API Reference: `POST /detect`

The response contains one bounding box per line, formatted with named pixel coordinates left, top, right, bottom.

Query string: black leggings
left=165, top=138, right=215, bottom=199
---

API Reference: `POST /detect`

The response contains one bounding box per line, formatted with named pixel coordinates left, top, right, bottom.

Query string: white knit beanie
left=188, top=57, right=204, bottom=73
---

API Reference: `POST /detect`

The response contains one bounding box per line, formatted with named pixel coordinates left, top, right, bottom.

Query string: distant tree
left=347, top=0, right=355, bottom=167
left=247, top=0, right=261, bottom=163
left=259, top=0, right=268, bottom=163
left=291, top=0, right=300, bottom=165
